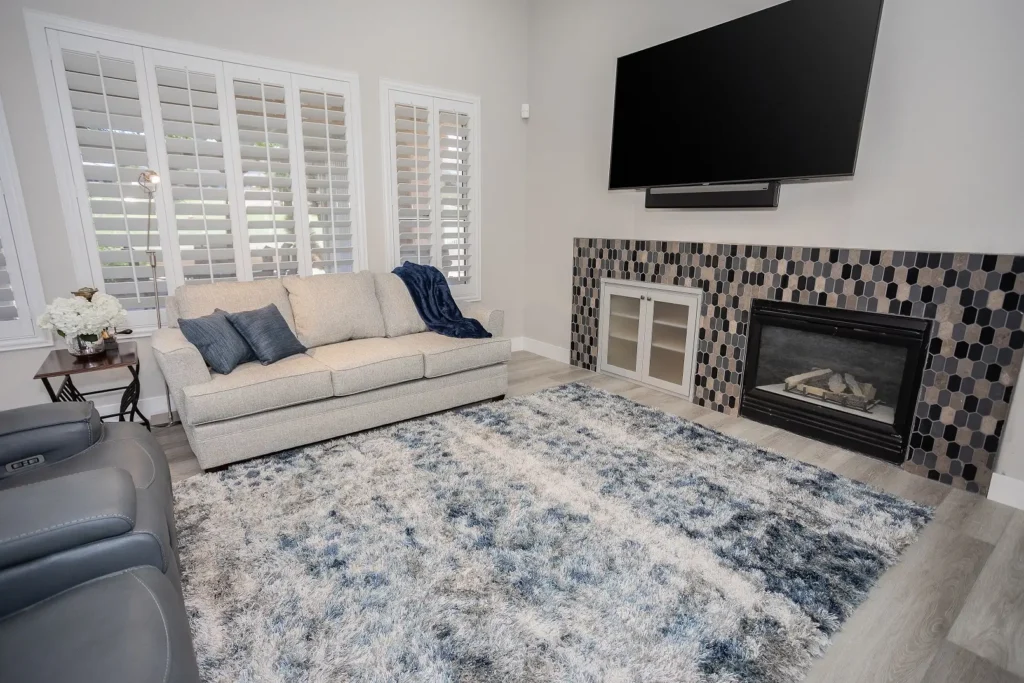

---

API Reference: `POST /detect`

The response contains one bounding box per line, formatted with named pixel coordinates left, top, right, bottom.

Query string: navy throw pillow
left=178, top=310, right=257, bottom=375
left=225, top=304, right=306, bottom=365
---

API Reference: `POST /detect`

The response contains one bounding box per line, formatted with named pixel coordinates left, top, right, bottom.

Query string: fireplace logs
left=784, top=368, right=880, bottom=413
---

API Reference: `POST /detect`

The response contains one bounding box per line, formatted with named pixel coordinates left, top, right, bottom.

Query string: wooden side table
left=33, top=341, right=150, bottom=430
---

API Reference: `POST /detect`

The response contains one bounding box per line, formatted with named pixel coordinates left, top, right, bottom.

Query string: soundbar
left=645, top=181, right=781, bottom=209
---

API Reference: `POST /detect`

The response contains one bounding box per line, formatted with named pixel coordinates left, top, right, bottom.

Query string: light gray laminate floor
left=157, top=351, right=1024, bottom=683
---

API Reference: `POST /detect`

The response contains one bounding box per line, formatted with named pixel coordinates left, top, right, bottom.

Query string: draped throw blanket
left=392, top=262, right=491, bottom=339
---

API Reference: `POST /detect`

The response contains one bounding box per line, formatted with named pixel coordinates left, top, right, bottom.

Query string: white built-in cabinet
left=598, top=280, right=702, bottom=398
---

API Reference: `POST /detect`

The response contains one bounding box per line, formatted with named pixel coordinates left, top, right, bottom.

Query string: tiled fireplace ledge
left=571, top=239, right=1024, bottom=496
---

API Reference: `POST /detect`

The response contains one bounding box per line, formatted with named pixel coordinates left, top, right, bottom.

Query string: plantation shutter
left=392, top=96, right=434, bottom=268
left=386, top=87, right=479, bottom=299
left=436, top=102, right=472, bottom=287
left=295, top=80, right=354, bottom=275
left=148, top=52, right=240, bottom=286
left=227, top=68, right=298, bottom=280
left=0, top=236, right=16, bottom=323
left=50, top=34, right=167, bottom=320
left=42, top=26, right=368, bottom=329
left=0, top=179, right=30, bottom=335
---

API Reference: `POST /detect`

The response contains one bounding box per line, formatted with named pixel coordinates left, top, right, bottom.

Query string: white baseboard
left=988, top=473, right=1024, bottom=511
left=93, top=394, right=172, bottom=422
left=510, top=337, right=570, bottom=364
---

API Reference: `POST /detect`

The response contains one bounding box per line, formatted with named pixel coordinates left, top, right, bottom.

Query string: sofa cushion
left=373, top=273, right=427, bottom=337
left=175, top=279, right=297, bottom=332
left=389, top=332, right=511, bottom=378
left=308, top=338, right=425, bottom=396
left=283, top=272, right=386, bottom=347
left=182, top=354, right=333, bottom=425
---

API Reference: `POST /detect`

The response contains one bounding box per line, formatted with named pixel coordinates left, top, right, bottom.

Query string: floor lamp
left=139, top=169, right=179, bottom=428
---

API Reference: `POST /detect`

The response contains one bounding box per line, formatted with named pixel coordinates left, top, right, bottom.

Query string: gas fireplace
left=740, top=300, right=933, bottom=464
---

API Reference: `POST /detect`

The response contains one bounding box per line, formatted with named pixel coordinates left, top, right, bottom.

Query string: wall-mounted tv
left=609, top=0, right=885, bottom=190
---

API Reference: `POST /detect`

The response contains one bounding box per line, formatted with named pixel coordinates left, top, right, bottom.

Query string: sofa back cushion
left=175, top=279, right=297, bottom=332
left=283, top=271, right=386, bottom=347
left=373, top=273, right=427, bottom=337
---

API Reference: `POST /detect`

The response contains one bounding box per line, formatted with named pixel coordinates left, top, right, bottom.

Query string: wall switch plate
left=521, top=104, right=530, bottom=119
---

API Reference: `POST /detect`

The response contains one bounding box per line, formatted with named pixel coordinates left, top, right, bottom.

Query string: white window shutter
left=391, top=94, right=434, bottom=269
left=0, top=180, right=32, bottom=336
left=47, top=32, right=169, bottom=326
left=225, top=66, right=299, bottom=280
left=292, top=77, right=356, bottom=275
left=385, top=85, right=480, bottom=300
left=39, top=25, right=369, bottom=321
left=146, top=50, right=242, bottom=287
left=435, top=100, right=473, bottom=291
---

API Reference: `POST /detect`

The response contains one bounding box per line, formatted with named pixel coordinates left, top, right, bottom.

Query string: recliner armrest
left=0, top=468, right=136, bottom=571
left=0, top=403, right=102, bottom=473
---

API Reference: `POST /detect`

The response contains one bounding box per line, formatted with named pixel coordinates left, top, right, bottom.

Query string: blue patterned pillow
left=225, top=304, right=307, bottom=365
left=178, top=310, right=256, bottom=374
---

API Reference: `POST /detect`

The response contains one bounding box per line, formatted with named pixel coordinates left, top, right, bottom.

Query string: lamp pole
left=138, top=170, right=178, bottom=428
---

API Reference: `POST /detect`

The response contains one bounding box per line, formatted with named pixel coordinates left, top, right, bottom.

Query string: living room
left=0, top=0, right=1021, bottom=681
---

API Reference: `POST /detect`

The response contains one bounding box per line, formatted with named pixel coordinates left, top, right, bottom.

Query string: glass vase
left=66, top=335, right=106, bottom=357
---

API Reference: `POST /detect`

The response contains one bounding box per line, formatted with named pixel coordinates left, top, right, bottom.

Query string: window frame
left=26, top=10, right=369, bottom=333
left=0, top=92, right=50, bottom=351
left=379, top=79, right=482, bottom=302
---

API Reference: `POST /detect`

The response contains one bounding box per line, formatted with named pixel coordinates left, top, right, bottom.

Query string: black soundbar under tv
left=644, top=182, right=781, bottom=209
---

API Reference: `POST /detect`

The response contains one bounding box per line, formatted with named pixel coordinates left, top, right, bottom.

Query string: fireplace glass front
left=751, top=325, right=909, bottom=425
left=740, top=300, right=932, bottom=464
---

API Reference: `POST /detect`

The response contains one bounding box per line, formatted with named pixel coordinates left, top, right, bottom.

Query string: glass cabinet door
left=603, top=290, right=644, bottom=376
left=640, top=290, right=700, bottom=397
left=647, top=300, right=689, bottom=384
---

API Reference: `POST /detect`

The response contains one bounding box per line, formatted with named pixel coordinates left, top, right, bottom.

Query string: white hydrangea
left=37, top=293, right=127, bottom=339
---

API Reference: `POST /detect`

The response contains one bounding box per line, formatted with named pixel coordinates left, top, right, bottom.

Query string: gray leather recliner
left=0, top=402, right=199, bottom=683
left=0, top=566, right=200, bottom=683
left=0, top=402, right=175, bottom=538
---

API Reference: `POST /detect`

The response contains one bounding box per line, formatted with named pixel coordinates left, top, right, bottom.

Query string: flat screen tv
left=609, top=0, right=885, bottom=190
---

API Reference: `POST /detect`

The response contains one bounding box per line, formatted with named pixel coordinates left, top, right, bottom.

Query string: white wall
left=0, top=0, right=528, bottom=413
left=525, top=0, right=1024, bottom=477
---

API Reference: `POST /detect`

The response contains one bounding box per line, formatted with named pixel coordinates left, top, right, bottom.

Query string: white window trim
left=0, top=92, right=51, bottom=351
left=379, top=78, right=482, bottom=302
left=25, top=10, right=370, bottom=332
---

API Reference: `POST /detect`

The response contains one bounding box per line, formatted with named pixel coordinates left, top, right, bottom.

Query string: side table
left=33, top=341, right=150, bottom=430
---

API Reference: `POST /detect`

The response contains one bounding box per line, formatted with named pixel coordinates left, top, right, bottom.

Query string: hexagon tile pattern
left=571, top=239, right=1024, bottom=496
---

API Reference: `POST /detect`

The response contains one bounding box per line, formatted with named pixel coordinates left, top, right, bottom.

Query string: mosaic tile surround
left=571, top=239, right=1024, bottom=495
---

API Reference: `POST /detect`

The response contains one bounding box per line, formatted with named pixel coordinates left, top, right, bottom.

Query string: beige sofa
left=151, top=272, right=509, bottom=470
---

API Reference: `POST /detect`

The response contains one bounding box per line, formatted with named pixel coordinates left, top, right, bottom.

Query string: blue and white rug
left=174, top=383, right=932, bottom=682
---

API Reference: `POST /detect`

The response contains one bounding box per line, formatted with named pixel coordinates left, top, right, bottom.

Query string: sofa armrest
left=460, top=303, right=504, bottom=337
left=151, top=327, right=211, bottom=417
left=0, top=403, right=102, bottom=472
left=0, top=468, right=136, bottom=571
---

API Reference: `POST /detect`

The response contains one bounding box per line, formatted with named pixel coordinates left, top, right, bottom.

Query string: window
left=0, top=94, right=48, bottom=350
left=33, top=20, right=366, bottom=329
left=382, top=82, right=480, bottom=300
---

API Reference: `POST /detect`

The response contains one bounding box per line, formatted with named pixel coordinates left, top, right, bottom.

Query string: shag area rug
left=174, top=383, right=932, bottom=682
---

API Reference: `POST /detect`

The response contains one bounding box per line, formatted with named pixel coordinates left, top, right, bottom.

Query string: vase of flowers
left=38, top=290, right=128, bottom=358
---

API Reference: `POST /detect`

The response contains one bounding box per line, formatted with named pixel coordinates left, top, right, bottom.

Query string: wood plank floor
left=156, top=351, right=1024, bottom=683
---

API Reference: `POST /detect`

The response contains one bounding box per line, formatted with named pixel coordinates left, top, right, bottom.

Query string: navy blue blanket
left=392, top=262, right=491, bottom=339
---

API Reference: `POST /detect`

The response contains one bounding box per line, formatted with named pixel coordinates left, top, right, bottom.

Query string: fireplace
left=740, top=300, right=933, bottom=464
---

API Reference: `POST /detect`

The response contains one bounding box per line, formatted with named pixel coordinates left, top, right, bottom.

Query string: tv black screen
left=608, top=0, right=884, bottom=190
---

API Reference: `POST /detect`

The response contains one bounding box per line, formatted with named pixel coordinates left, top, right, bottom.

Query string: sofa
left=152, top=271, right=510, bottom=469
left=0, top=402, right=199, bottom=683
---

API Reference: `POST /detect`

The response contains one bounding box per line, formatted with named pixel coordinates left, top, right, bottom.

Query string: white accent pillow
left=283, top=271, right=386, bottom=347
left=373, top=273, right=428, bottom=337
